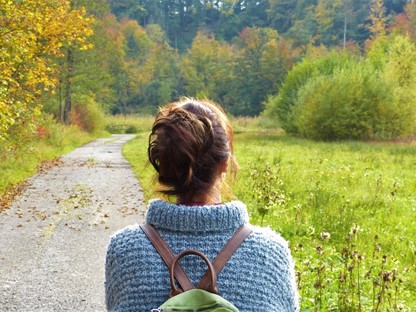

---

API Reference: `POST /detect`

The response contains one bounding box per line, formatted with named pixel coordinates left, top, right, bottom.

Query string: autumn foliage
left=0, top=0, right=93, bottom=140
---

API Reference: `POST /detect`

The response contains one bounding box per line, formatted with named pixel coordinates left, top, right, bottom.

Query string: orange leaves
left=368, top=0, right=387, bottom=39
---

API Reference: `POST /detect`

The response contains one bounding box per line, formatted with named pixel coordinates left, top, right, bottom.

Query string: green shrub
left=293, top=62, right=387, bottom=140
left=124, top=125, right=138, bottom=134
left=374, top=35, right=416, bottom=138
left=266, top=40, right=416, bottom=141
left=264, top=51, right=355, bottom=135
left=70, top=95, right=105, bottom=133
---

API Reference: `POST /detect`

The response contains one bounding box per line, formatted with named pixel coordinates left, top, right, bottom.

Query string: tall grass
left=104, top=114, right=154, bottom=134
left=0, top=114, right=100, bottom=208
left=123, top=119, right=416, bottom=311
left=233, top=134, right=415, bottom=310
left=229, top=115, right=283, bottom=134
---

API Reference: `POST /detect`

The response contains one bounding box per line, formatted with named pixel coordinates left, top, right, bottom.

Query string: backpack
left=140, top=224, right=252, bottom=312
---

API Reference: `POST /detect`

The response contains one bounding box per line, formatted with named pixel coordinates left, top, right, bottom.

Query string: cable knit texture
left=105, top=199, right=299, bottom=312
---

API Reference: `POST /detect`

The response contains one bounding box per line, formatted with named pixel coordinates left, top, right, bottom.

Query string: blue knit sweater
left=105, top=199, right=299, bottom=312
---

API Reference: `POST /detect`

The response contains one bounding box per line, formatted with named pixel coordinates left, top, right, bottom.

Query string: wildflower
left=338, top=273, right=346, bottom=282
left=349, top=224, right=361, bottom=235
left=342, top=247, right=349, bottom=257
left=316, top=245, right=324, bottom=255
left=308, top=226, right=315, bottom=235
left=381, top=270, right=392, bottom=282
left=320, top=231, right=331, bottom=240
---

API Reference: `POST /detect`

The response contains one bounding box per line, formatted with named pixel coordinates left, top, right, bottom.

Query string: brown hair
left=148, top=98, right=236, bottom=203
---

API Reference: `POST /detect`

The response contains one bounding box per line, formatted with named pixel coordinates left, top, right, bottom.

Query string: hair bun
left=148, top=98, right=236, bottom=201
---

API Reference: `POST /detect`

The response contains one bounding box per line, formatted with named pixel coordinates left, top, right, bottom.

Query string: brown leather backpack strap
left=140, top=224, right=194, bottom=293
left=197, top=224, right=253, bottom=290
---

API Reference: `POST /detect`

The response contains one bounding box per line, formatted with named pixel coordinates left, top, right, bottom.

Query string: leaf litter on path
left=0, top=134, right=146, bottom=311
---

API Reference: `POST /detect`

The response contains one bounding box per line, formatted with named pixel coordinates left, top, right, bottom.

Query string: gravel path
left=0, top=134, right=146, bottom=311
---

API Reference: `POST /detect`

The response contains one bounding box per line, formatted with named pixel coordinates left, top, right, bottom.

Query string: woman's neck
left=177, top=189, right=222, bottom=206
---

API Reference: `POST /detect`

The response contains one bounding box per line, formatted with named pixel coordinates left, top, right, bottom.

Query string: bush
left=70, top=96, right=105, bottom=133
left=266, top=40, right=416, bottom=141
left=264, top=51, right=355, bottom=135
left=293, top=62, right=387, bottom=140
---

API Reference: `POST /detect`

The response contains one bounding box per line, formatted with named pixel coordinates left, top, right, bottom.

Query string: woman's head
left=148, top=98, right=236, bottom=203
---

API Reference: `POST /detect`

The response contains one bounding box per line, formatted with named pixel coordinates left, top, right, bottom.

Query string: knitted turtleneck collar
left=145, top=199, right=249, bottom=232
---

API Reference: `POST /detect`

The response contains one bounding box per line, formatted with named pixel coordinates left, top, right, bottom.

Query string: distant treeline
left=110, top=0, right=408, bottom=51
left=2, top=0, right=416, bottom=144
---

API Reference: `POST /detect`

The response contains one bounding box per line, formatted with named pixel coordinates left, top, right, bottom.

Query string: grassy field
left=233, top=134, right=416, bottom=311
left=104, top=114, right=155, bottom=134
left=122, top=116, right=416, bottom=311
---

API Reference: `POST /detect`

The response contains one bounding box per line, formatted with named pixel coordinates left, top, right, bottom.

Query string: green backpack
left=140, top=224, right=252, bottom=312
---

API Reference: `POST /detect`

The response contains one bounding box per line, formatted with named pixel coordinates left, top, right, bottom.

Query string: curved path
left=0, top=134, right=146, bottom=311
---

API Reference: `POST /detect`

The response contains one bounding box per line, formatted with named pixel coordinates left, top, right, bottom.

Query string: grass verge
left=0, top=120, right=103, bottom=210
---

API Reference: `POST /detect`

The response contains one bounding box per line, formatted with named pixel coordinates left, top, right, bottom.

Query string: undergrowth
left=0, top=114, right=100, bottom=209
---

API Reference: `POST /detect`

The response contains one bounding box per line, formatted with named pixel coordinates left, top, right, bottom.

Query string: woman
left=105, top=98, right=299, bottom=311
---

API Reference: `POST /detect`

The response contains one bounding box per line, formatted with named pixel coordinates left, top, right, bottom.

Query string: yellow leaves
left=368, top=0, right=387, bottom=38
left=0, top=0, right=94, bottom=139
left=79, top=43, right=94, bottom=50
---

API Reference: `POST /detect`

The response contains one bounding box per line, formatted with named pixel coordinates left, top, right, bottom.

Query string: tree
left=0, top=0, right=94, bottom=139
left=229, top=27, right=295, bottom=115
left=368, top=0, right=388, bottom=38
left=391, top=2, right=416, bottom=39
left=138, top=34, right=179, bottom=111
left=111, top=21, right=178, bottom=113
left=59, top=0, right=109, bottom=124
left=180, top=32, right=228, bottom=99
left=66, top=13, right=123, bottom=113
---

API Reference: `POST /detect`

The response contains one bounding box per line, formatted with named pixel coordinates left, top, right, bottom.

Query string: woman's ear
left=219, top=158, right=228, bottom=174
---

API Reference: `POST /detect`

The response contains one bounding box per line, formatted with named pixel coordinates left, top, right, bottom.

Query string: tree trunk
left=58, top=81, right=63, bottom=122
left=343, top=17, right=347, bottom=49
left=63, top=48, right=74, bottom=124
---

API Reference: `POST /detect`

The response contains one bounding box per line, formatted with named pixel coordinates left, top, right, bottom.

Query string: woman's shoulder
left=110, top=224, right=142, bottom=239
left=250, top=225, right=290, bottom=247
left=243, top=225, right=293, bottom=262
left=107, top=224, right=147, bottom=253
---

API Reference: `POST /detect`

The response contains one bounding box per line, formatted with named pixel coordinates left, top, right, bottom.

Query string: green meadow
left=123, top=118, right=416, bottom=311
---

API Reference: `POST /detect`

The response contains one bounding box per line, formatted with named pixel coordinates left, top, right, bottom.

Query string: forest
left=0, top=0, right=416, bottom=139
left=2, top=0, right=416, bottom=143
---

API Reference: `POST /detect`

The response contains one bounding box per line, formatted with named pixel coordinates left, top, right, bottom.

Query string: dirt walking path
left=0, top=134, right=147, bottom=311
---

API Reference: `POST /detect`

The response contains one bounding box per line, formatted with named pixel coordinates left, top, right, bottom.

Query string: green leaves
left=267, top=38, right=416, bottom=141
